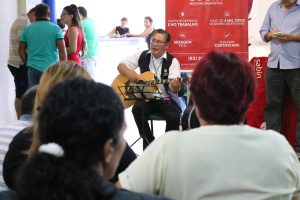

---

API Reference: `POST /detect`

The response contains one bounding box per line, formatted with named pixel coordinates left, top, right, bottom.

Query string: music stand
left=118, top=80, right=163, bottom=101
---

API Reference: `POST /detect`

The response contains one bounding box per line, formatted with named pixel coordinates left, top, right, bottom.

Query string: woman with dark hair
left=125, top=16, right=154, bottom=49
left=60, top=4, right=87, bottom=64
left=108, top=17, right=130, bottom=37
left=15, top=78, right=170, bottom=200
left=3, top=62, right=137, bottom=191
left=117, top=51, right=300, bottom=200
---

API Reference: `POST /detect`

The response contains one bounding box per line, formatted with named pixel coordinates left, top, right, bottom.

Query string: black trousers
left=264, top=67, right=300, bottom=151
left=132, top=99, right=181, bottom=150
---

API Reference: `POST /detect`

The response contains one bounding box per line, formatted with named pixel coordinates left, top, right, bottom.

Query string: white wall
left=0, top=0, right=277, bottom=125
left=55, top=0, right=165, bottom=36
left=248, top=0, right=274, bottom=58
left=0, top=0, right=18, bottom=125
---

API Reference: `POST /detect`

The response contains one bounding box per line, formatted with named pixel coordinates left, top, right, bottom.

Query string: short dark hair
left=21, top=86, right=37, bottom=115
left=78, top=6, right=87, bottom=17
left=16, top=78, right=125, bottom=199
left=190, top=51, right=256, bottom=124
left=38, top=78, right=124, bottom=165
left=56, top=18, right=65, bottom=29
left=27, top=7, right=35, bottom=15
left=144, top=16, right=153, bottom=23
left=34, top=3, right=49, bottom=19
left=121, top=17, right=128, bottom=22
left=150, top=29, right=171, bottom=43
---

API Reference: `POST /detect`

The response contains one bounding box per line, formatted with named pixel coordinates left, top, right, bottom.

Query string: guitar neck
left=144, top=77, right=188, bottom=85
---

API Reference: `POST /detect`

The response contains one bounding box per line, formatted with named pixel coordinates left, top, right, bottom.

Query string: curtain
left=42, top=0, right=56, bottom=24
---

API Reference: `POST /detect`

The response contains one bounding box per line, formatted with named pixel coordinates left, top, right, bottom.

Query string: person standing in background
left=260, top=0, right=300, bottom=155
left=126, top=16, right=154, bottom=49
left=61, top=4, right=87, bottom=65
left=7, top=8, right=35, bottom=118
left=78, top=6, right=99, bottom=79
left=19, top=3, right=67, bottom=87
left=107, top=17, right=130, bottom=37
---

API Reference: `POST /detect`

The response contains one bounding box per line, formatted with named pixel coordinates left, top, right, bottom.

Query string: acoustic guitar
left=111, top=71, right=189, bottom=109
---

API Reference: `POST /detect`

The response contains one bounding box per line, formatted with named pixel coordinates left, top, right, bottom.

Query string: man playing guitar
left=117, top=29, right=181, bottom=150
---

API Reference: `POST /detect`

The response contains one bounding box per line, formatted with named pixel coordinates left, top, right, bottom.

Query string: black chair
left=129, top=113, right=165, bottom=148
left=130, top=81, right=187, bottom=148
left=148, top=113, right=165, bottom=136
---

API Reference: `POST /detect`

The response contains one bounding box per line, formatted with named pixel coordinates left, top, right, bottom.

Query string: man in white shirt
left=117, top=29, right=182, bottom=150
left=0, top=86, right=36, bottom=191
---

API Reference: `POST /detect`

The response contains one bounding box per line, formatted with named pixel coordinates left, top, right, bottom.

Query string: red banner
left=166, top=0, right=249, bottom=70
left=246, top=57, right=297, bottom=146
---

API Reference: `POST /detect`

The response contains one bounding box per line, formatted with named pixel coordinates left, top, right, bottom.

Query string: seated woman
left=107, top=17, right=130, bottom=37
left=15, top=78, right=170, bottom=200
left=118, top=51, right=300, bottom=200
left=3, top=62, right=136, bottom=191
left=125, top=16, right=154, bottom=48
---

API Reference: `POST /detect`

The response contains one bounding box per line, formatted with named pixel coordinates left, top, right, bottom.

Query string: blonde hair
left=28, top=61, right=92, bottom=155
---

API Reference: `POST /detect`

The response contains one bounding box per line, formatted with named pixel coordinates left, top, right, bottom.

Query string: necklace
left=151, top=56, right=163, bottom=77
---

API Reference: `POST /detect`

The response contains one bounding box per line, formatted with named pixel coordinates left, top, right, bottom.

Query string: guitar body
left=111, top=71, right=156, bottom=109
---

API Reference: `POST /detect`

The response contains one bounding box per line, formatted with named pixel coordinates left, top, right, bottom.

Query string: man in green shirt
left=78, top=6, right=99, bottom=79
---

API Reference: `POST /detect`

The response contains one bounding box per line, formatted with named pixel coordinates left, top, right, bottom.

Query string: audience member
left=3, top=62, right=91, bottom=190
left=15, top=78, right=170, bottom=200
left=60, top=4, right=87, bottom=64
left=7, top=8, right=35, bottom=118
left=259, top=0, right=300, bottom=155
left=118, top=51, right=300, bottom=200
left=0, top=86, right=37, bottom=191
left=78, top=6, right=99, bottom=79
left=125, top=16, right=154, bottom=49
left=19, top=3, right=67, bottom=87
left=117, top=29, right=181, bottom=150
left=3, top=61, right=136, bottom=190
left=108, top=17, right=130, bottom=37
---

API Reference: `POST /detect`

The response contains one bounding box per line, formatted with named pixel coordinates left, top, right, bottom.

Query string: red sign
left=246, top=57, right=297, bottom=146
left=166, top=0, right=249, bottom=70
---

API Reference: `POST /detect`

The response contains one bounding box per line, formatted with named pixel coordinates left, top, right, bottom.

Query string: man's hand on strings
left=127, top=70, right=140, bottom=82
left=169, top=79, right=180, bottom=93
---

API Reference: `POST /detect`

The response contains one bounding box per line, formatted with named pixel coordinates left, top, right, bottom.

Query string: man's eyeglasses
left=150, top=40, right=167, bottom=46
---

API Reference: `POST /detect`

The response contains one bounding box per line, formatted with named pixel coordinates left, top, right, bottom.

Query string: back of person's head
left=190, top=51, right=255, bottom=125
left=144, top=16, right=153, bottom=23
left=21, top=86, right=37, bottom=116
left=34, top=3, right=49, bottom=19
left=78, top=6, right=87, bottom=18
left=121, top=17, right=128, bottom=22
left=34, top=61, right=91, bottom=111
left=150, top=29, right=171, bottom=43
left=29, top=61, right=92, bottom=155
left=16, top=78, right=125, bottom=200
left=56, top=18, right=65, bottom=29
